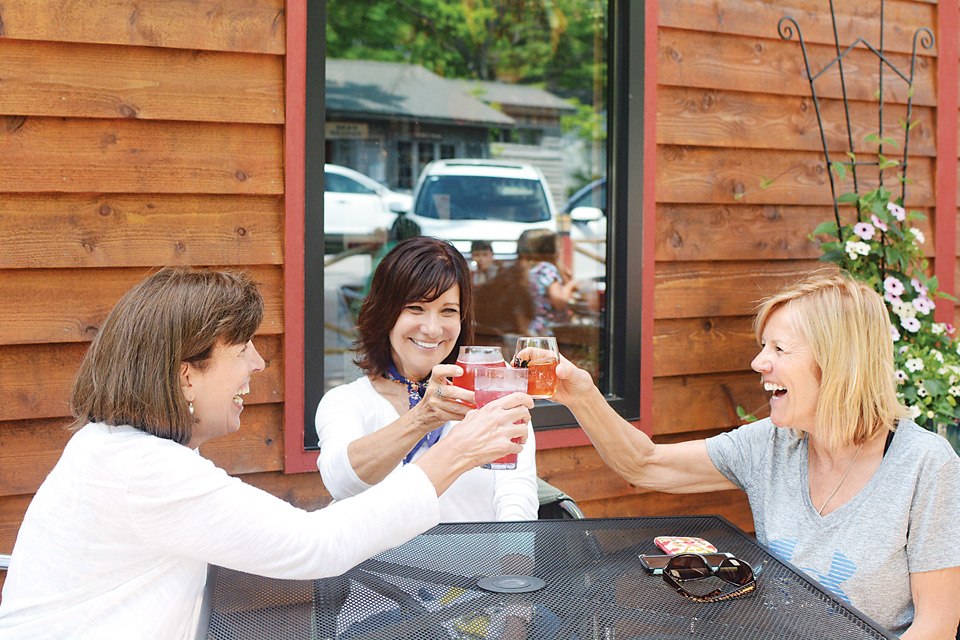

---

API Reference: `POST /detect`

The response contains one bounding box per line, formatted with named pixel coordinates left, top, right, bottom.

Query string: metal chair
left=536, top=478, right=584, bottom=520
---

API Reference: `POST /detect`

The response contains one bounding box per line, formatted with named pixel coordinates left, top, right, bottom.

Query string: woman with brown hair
left=316, top=236, right=538, bottom=523
left=0, top=266, right=531, bottom=639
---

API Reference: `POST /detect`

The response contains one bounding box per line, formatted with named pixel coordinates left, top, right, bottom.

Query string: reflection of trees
left=327, top=0, right=605, bottom=100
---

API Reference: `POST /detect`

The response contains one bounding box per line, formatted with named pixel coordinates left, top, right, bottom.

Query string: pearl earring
left=188, top=401, right=194, bottom=415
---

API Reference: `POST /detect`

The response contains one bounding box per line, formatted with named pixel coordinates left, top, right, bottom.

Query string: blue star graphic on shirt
left=769, top=538, right=855, bottom=605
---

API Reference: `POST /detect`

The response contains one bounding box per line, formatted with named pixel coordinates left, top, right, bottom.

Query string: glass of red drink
left=512, top=337, right=559, bottom=399
left=453, top=345, right=506, bottom=392
left=474, top=366, right=528, bottom=470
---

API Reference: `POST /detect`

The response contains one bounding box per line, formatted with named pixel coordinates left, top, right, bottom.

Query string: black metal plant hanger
left=777, top=0, right=934, bottom=245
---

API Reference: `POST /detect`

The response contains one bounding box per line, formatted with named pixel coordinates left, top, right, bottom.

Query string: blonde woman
left=553, top=272, right=960, bottom=638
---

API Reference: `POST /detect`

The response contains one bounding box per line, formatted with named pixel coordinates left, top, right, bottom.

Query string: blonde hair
left=754, top=271, right=907, bottom=452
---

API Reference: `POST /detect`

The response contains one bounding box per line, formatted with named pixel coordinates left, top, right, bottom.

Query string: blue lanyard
left=383, top=362, right=445, bottom=464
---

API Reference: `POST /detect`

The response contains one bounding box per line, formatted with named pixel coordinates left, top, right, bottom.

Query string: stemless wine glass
left=474, top=366, right=529, bottom=470
left=452, top=345, right=506, bottom=392
left=512, top=336, right=560, bottom=399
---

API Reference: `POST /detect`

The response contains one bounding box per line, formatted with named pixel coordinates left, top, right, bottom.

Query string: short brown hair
left=70, top=266, right=264, bottom=444
left=354, top=237, right=474, bottom=377
left=754, top=271, right=907, bottom=451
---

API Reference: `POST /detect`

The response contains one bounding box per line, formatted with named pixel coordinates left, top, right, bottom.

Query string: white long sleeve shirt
left=0, top=422, right=440, bottom=639
left=316, top=376, right=538, bottom=523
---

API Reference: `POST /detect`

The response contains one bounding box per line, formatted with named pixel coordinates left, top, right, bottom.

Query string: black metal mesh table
left=197, top=516, right=896, bottom=640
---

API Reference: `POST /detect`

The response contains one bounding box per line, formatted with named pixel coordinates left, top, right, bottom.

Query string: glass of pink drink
left=474, top=366, right=529, bottom=470
left=453, top=346, right=506, bottom=393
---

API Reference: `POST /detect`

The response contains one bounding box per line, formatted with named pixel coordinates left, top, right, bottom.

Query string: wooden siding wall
left=0, top=1, right=306, bottom=598
left=538, top=0, right=947, bottom=527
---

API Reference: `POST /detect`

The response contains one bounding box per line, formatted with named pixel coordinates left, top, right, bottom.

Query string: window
left=300, top=0, right=647, bottom=452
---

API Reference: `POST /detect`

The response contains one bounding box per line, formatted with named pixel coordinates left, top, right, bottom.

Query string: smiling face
left=181, top=339, right=265, bottom=448
left=751, top=305, right=821, bottom=433
left=389, top=285, right=462, bottom=380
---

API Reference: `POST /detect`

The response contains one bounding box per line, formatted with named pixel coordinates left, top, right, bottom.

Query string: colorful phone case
left=653, top=536, right=718, bottom=555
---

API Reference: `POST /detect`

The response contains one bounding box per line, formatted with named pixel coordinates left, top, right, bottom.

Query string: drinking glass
left=453, top=345, right=506, bottom=392
left=512, top=336, right=559, bottom=399
left=474, top=366, right=529, bottom=470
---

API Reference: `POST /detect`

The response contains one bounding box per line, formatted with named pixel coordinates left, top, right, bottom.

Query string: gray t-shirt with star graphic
left=705, top=418, right=960, bottom=635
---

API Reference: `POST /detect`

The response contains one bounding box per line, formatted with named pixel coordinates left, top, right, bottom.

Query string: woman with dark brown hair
left=316, top=236, right=539, bottom=523
left=0, top=266, right=531, bottom=639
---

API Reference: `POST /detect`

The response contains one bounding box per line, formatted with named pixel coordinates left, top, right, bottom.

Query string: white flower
left=917, top=385, right=929, bottom=398
left=909, top=228, right=925, bottom=245
left=911, top=278, right=929, bottom=297
left=893, top=301, right=916, bottom=319
left=890, top=324, right=901, bottom=342
left=932, top=323, right=946, bottom=335
left=927, top=410, right=935, bottom=419
left=905, top=357, right=924, bottom=372
left=904, top=404, right=922, bottom=419
left=930, top=349, right=944, bottom=363
left=900, top=316, right=921, bottom=333
left=950, top=385, right=960, bottom=397
left=844, top=240, right=871, bottom=259
left=894, top=369, right=908, bottom=383
left=900, top=345, right=910, bottom=354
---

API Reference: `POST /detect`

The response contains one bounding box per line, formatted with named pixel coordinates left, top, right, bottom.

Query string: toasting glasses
left=662, top=553, right=756, bottom=603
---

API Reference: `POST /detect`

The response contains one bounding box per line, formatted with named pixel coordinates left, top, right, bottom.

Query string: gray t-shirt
left=705, top=418, right=960, bottom=634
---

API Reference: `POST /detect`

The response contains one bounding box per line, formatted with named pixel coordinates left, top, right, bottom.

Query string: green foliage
left=811, top=178, right=960, bottom=428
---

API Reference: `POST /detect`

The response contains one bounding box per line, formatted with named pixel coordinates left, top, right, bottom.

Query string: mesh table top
left=198, top=515, right=895, bottom=640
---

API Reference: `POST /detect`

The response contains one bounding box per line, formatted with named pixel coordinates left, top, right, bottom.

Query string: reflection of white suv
left=405, top=159, right=558, bottom=256
left=324, top=164, right=412, bottom=243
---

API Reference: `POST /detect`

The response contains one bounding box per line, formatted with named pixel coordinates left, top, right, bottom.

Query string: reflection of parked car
left=323, top=164, right=412, bottom=244
left=405, top=159, right=558, bottom=257
left=565, top=178, right=607, bottom=281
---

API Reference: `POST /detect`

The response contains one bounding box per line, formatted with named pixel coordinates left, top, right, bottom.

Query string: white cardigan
left=0, top=422, right=440, bottom=639
left=316, top=376, right=538, bottom=523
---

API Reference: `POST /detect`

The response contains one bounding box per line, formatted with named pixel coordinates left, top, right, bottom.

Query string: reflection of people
left=317, top=237, right=538, bottom=522
left=471, top=239, right=499, bottom=286
left=0, top=267, right=531, bottom=637
left=517, top=229, right=579, bottom=334
left=553, top=273, right=960, bottom=637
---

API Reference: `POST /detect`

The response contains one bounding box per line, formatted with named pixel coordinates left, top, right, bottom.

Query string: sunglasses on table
left=661, top=553, right=756, bottom=603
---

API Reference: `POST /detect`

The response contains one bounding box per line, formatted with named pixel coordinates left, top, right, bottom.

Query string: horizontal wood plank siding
left=617, top=0, right=945, bottom=527
left=0, top=0, right=294, bottom=581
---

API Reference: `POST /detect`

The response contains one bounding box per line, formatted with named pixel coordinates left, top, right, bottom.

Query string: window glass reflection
left=323, top=1, right=609, bottom=400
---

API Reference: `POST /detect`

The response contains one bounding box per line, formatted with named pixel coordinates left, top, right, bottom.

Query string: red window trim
left=281, top=0, right=658, bottom=472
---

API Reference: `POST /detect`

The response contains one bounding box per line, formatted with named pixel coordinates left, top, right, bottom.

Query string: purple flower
left=870, top=214, right=888, bottom=232
left=883, top=276, right=905, bottom=295
left=911, top=278, right=928, bottom=297
left=890, top=324, right=901, bottom=341
left=901, top=316, right=921, bottom=332
left=853, top=222, right=875, bottom=240
left=912, top=296, right=935, bottom=315
left=887, top=202, right=906, bottom=221
left=884, top=291, right=902, bottom=304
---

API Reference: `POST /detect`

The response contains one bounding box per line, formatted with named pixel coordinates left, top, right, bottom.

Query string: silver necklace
left=816, top=442, right=864, bottom=515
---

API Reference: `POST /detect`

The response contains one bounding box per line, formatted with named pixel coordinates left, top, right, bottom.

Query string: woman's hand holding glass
left=409, top=363, right=475, bottom=432
left=443, top=392, right=532, bottom=467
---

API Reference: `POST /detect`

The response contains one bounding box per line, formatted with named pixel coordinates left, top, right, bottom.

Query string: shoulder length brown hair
left=354, top=237, right=474, bottom=377
left=70, top=266, right=264, bottom=445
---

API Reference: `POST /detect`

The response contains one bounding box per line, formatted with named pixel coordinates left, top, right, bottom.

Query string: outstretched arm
left=554, top=357, right=735, bottom=494
left=901, top=566, right=960, bottom=640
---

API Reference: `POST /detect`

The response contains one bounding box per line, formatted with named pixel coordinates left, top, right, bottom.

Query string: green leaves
left=736, top=406, right=758, bottom=423
left=830, top=161, right=847, bottom=181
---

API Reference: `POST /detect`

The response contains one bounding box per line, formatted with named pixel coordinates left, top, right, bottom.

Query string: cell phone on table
left=638, top=553, right=734, bottom=575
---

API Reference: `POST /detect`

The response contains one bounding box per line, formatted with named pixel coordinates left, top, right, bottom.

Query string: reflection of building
left=325, top=59, right=575, bottom=202
left=325, top=59, right=511, bottom=190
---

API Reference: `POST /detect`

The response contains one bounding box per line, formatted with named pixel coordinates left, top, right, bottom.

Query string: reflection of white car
left=405, top=159, right=558, bottom=257
left=324, top=164, right=412, bottom=242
